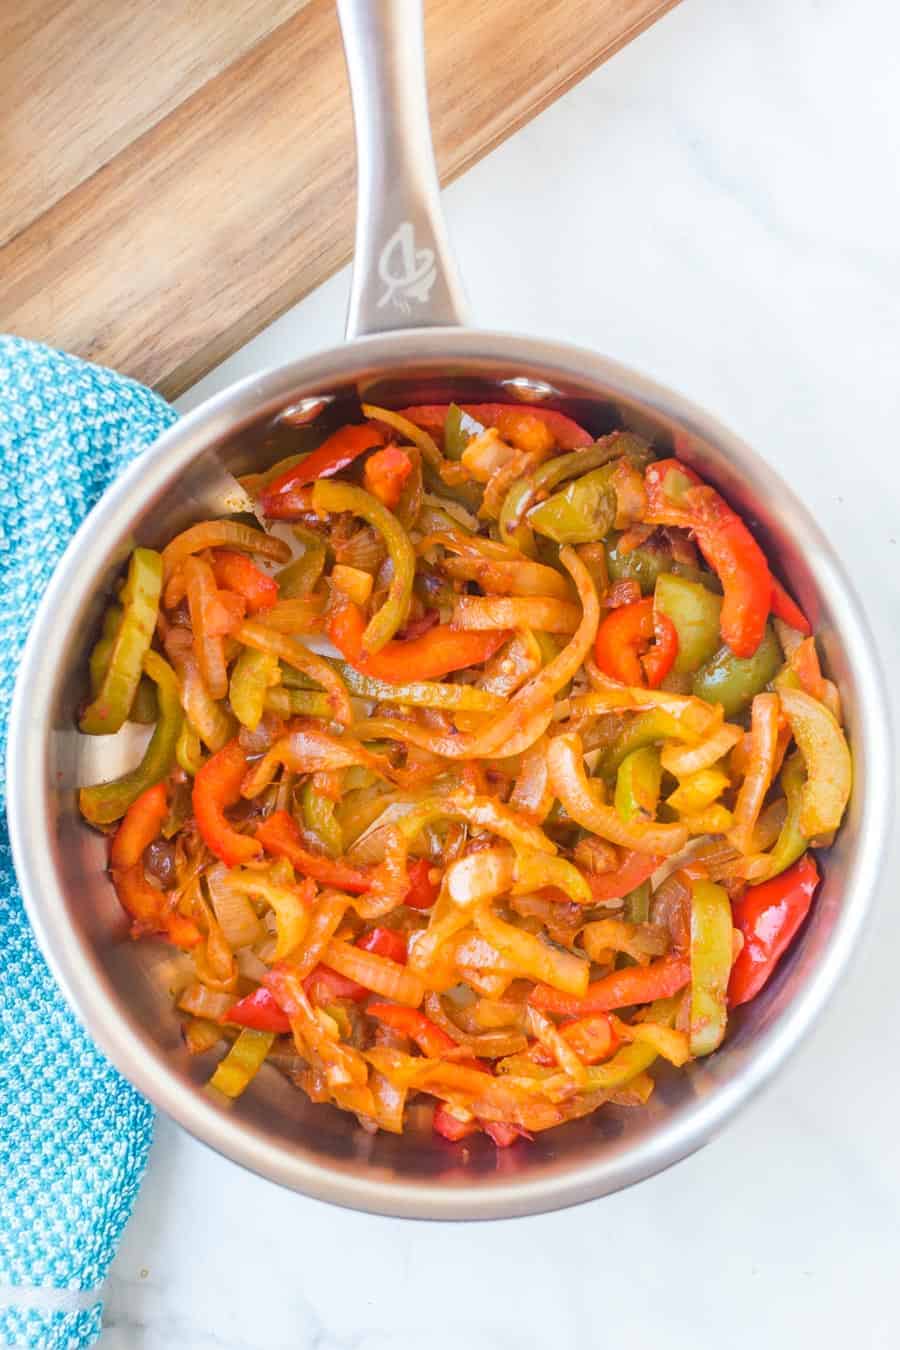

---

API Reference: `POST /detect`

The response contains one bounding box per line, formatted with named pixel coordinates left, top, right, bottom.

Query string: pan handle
left=337, top=0, right=470, bottom=339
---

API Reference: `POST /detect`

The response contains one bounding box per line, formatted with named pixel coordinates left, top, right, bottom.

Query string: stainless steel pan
left=7, top=0, right=891, bottom=1219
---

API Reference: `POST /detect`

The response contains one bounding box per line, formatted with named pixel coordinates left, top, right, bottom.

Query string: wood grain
left=0, top=0, right=678, bottom=397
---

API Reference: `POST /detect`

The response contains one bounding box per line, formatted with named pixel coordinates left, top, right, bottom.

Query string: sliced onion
left=322, top=939, right=425, bottom=1007
left=206, top=864, right=263, bottom=949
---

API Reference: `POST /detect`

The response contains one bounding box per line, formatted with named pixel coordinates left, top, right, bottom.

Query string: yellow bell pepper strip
left=548, top=732, right=688, bottom=855
left=581, top=918, right=668, bottom=966
left=192, top=739, right=262, bottom=866
left=667, top=766, right=730, bottom=815
left=331, top=563, right=374, bottom=606
left=644, top=459, right=772, bottom=658
left=80, top=548, right=163, bottom=734
left=312, top=479, right=415, bottom=653
left=691, top=624, right=782, bottom=718
left=615, top=747, right=662, bottom=822
left=161, top=520, right=290, bottom=581
left=328, top=599, right=509, bottom=685
left=654, top=572, right=722, bottom=674
left=510, top=852, right=592, bottom=905
left=208, top=1028, right=275, bottom=1098
left=762, top=752, right=808, bottom=879
left=336, top=661, right=504, bottom=713
left=229, top=646, right=280, bottom=731
left=530, top=955, right=690, bottom=1016
left=778, top=687, right=852, bottom=836
left=659, top=722, right=742, bottom=777
left=237, top=620, right=352, bottom=726
left=79, top=650, right=183, bottom=826
left=474, top=901, right=589, bottom=996
left=275, top=525, right=327, bottom=598
left=259, top=423, right=386, bottom=518
left=301, top=780, right=343, bottom=859
left=728, top=692, right=780, bottom=854
left=680, top=804, right=734, bottom=835
left=527, top=464, right=619, bottom=545
left=498, top=433, right=646, bottom=555
left=688, top=878, right=733, bottom=1056
left=728, top=853, right=819, bottom=1007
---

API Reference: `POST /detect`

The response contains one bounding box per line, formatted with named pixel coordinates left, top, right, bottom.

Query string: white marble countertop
left=103, top=1, right=900, bottom=1345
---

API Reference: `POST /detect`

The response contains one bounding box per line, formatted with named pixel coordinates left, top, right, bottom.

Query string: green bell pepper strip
left=615, top=747, right=662, bottom=821
left=229, top=646, right=280, bottom=731
left=605, top=537, right=711, bottom=596
left=208, top=1028, right=275, bottom=1098
left=599, top=708, right=694, bottom=778
left=312, top=480, right=415, bottom=653
left=443, top=403, right=483, bottom=460
left=624, top=880, right=651, bottom=924
left=89, top=603, right=159, bottom=724
left=80, top=548, right=163, bottom=735
left=763, top=751, right=808, bottom=879
left=654, top=573, right=722, bottom=674
left=688, top=878, right=733, bottom=1057
left=335, top=662, right=504, bottom=713
left=527, top=464, right=618, bottom=545
left=498, top=434, right=646, bottom=556
left=691, top=623, right=781, bottom=717
left=301, top=780, right=344, bottom=858
left=264, top=688, right=333, bottom=717
left=176, top=721, right=205, bottom=776
left=275, top=525, right=326, bottom=598
left=80, top=649, right=183, bottom=825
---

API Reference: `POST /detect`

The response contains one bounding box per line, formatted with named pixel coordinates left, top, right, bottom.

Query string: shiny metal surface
left=6, top=0, right=892, bottom=1219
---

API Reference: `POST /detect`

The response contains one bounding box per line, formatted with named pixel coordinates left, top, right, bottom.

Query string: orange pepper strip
left=529, top=954, right=690, bottom=1017
left=327, top=599, right=509, bottom=685
left=210, top=550, right=279, bottom=612
left=363, top=447, right=413, bottom=509
left=192, top=739, right=261, bottom=866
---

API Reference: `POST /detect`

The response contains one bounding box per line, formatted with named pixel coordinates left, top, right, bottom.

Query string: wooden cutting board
left=1, top=0, right=678, bottom=398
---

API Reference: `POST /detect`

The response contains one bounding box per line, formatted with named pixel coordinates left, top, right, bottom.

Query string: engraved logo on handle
left=377, top=222, right=437, bottom=313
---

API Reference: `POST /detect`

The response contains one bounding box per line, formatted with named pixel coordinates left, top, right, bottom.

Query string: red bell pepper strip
left=728, top=853, right=819, bottom=1008
left=366, top=1003, right=457, bottom=1057
left=111, top=865, right=201, bottom=948
left=770, top=576, right=811, bottom=636
left=433, top=1103, right=479, bottom=1141
left=307, top=965, right=370, bottom=1003
left=210, top=550, right=279, bottom=612
left=256, top=810, right=371, bottom=893
left=593, top=597, right=678, bottom=688
left=530, top=953, right=690, bottom=1017
left=260, top=424, right=386, bottom=518
left=397, top=403, right=593, bottom=451
left=225, top=987, right=292, bottom=1033
left=587, top=851, right=662, bottom=903
left=192, top=739, right=261, bottom=866
left=327, top=600, right=510, bottom=685
left=357, top=927, right=408, bottom=964
left=644, top=459, right=772, bottom=658
left=110, top=783, right=168, bottom=870
left=403, top=858, right=440, bottom=910
left=363, top=446, right=413, bottom=509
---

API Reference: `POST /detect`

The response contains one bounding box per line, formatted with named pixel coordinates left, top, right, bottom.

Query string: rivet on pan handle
left=337, top=0, right=470, bottom=339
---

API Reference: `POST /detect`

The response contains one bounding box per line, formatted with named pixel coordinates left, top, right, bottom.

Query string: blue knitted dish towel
left=0, top=337, right=177, bottom=1348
